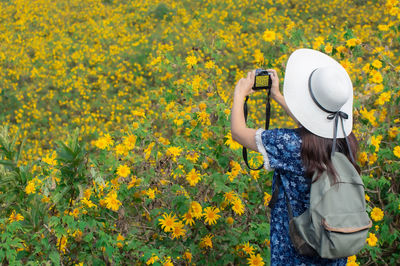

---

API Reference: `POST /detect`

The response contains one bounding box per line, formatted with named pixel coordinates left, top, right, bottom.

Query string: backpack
left=269, top=152, right=372, bottom=259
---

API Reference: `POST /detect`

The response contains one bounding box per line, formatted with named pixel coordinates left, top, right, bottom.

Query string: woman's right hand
left=266, top=69, right=282, bottom=101
left=267, top=68, right=300, bottom=125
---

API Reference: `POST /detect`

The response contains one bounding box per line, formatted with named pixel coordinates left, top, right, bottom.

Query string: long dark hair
left=298, top=126, right=361, bottom=183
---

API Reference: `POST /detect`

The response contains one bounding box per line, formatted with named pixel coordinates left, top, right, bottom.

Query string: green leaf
left=15, top=135, right=26, bottom=163
left=105, top=246, right=114, bottom=257
left=84, top=232, right=93, bottom=242
left=10, top=127, right=20, bottom=152
left=49, top=216, right=60, bottom=228
left=172, top=195, right=190, bottom=215
left=52, top=187, right=70, bottom=205
left=0, top=159, right=16, bottom=167
left=49, top=251, right=60, bottom=266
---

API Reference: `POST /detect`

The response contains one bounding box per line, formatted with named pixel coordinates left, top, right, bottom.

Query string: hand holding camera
left=234, top=68, right=281, bottom=101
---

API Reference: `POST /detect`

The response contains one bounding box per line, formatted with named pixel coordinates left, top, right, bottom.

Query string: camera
left=253, top=69, right=272, bottom=90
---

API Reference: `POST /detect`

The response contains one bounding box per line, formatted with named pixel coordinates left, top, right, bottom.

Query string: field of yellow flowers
left=0, top=0, right=399, bottom=265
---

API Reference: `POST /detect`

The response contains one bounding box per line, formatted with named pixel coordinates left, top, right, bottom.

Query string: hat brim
left=283, top=48, right=353, bottom=138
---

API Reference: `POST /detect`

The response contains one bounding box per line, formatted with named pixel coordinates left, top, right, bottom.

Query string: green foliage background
left=0, top=0, right=399, bottom=265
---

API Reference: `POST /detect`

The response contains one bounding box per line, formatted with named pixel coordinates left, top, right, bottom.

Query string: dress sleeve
left=255, top=128, right=302, bottom=173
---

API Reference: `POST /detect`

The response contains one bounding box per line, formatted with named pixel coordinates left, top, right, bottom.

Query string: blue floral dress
left=255, top=128, right=347, bottom=266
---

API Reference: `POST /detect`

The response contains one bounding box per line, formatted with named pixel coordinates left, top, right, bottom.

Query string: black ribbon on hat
left=308, top=69, right=355, bottom=163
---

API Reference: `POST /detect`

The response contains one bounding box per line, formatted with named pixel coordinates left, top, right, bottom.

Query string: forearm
left=230, top=93, right=258, bottom=151
left=230, top=93, right=246, bottom=139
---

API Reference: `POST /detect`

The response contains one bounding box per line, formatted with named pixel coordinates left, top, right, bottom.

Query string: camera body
left=253, top=69, right=272, bottom=90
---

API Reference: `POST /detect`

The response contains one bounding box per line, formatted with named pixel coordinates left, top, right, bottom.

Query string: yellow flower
left=336, top=45, right=347, bottom=54
left=232, top=198, right=245, bottom=215
left=73, top=230, right=83, bottom=242
left=205, top=60, right=215, bottom=69
left=378, top=24, right=389, bottom=31
left=25, top=180, right=36, bottom=194
left=379, top=108, right=387, bottom=123
left=186, top=168, right=202, bottom=186
left=186, top=55, right=198, bottom=66
left=369, top=71, right=383, bottom=84
left=146, top=188, right=156, bottom=199
left=264, top=192, right=272, bottom=206
left=57, top=235, right=68, bottom=254
left=81, top=197, right=96, bottom=208
left=346, top=38, right=358, bottom=48
left=250, top=170, right=260, bottom=180
left=359, top=107, right=377, bottom=126
left=365, top=194, right=370, bottom=202
left=253, top=49, right=264, bottom=63
left=362, top=63, right=371, bottom=73
left=242, top=242, right=255, bottom=255
left=186, top=152, right=199, bottom=163
left=181, top=211, right=195, bottom=226
left=200, top=234, right=213, bottom=249
left=370, top=135, right=383, bottom=152
left=171, top=221, right=186, bottom=239
left=190, top=201, right=203, bottom=219
left=358, top=151, right=368, bottom=166
left=366, top=233, right=378, bottom=246
left=371, top=59, right=382, bottom=69
left=324, top=43, right=333, bottom=53
left=159, top=212, right=178, bottom=232
left=370, top=207, right=384, bottom=222
left=374, top=92, right=391, bottom=106
left=230, top=160, right=241, bottom=174
left=143, top=142, right=155, bottom=161
left=117, top=234, right=125, bottom=248
left=127, top=176, right=138, bottom=189
left=393, top=146, right=400, bottom=158
left=69, top=208, right=80, bottom=218
left=312, top=36, right=324, bottom=49
left=347, top=255, right=357, bottom=262
left=368, top=153, right=378, bottom=165
left=166, top=146, right=183, bottom=162
left=104, top=190, right=122, bottom=212
left=197, top=111, right=211, bottom=126
left=226, top=216, right=234, bottom=225
left=262, top=30, right=276, bottom=42
left=95, top=134, right=113, bottom=150
left=247, top=253, right=265, bottom=266
left=146, top=255, right=159, bottom=265
left=114, top=144, right=127, bottom=156
left=347, top=255, right=359, bottom=266
left=117, top=164, right=131, bottom=178
left=163, top=258, right=174, bottom=266
left=184, top=251, right=192, bottom=262
left=224, top=191, right=237, bottom=203
left=123, top=134, right=137, bottom=150
left=8, top=210, right=24, bottom=223
left=203, top=206, right=221, bottom=225
left=388, top=127, right=399, bottom=139
left=158, top=136, right=170, bottom=145
left=42, top=151, right=57, bottom=166
left=372, top=84, right=384, bottom=93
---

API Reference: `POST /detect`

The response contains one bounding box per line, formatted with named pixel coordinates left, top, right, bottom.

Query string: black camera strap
left=242, top=88, right=271, bottom=170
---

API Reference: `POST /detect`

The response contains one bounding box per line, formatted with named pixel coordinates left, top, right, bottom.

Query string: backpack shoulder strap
left=268, top=172, right=294, bottom=219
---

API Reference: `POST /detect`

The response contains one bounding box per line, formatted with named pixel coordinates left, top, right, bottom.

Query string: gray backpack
left=270, top=152, right=372, bottom=259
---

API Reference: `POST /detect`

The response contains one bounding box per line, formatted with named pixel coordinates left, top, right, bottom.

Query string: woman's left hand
left=234, top=70, right=256, bottom=98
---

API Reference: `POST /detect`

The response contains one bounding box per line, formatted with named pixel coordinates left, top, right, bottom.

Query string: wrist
left=234, top=92, right=246, bottom=101
left=272, top=92, right=284, bottom=102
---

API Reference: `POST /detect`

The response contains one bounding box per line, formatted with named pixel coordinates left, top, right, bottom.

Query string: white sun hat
left=283, top=48, right=353, bottom=139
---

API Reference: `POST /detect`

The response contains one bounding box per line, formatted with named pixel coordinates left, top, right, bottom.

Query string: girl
left=231, top=48, right=360, bottom=265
